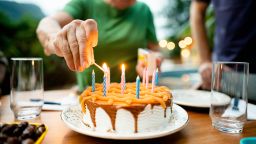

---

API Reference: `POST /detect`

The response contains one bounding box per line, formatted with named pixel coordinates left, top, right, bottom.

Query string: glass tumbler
left=10, top=58, right=44, bottom=120
left=210, top=62, right=249, bottom=133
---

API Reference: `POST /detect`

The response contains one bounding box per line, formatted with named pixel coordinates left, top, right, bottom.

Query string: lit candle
left=155, top=68, right=159, bottom=86
left=151, top=70, right=155, bottom=93
left=136, top=76, right=140, bottom=99
left=92, top=70, right=95, bottom=92
left=146, top=68, right=149, bottom=88
left=102, top=63, right=109, bottom=89
left=142, top=68, right=146, bottom=86
left=121, top=64, right=126, bottom=94
left=103, top=73, right=107, bottom=96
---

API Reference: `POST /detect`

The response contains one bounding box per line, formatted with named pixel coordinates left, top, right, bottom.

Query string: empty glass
left=210, top=62, right=249, bottom=133
left=10, top=58, right=44, bottom=120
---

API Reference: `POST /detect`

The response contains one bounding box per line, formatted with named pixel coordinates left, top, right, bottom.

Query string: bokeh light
left=184, top=37, right=192, bottom=45
left=181, top=49, right=190, bottom=58
left=178, top=40, right=186, bottom=49
left=167, top=42, right=175, bottom=50
left=159, top=40, right=168, bottom=48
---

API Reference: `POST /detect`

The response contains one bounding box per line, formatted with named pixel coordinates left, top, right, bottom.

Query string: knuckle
left=62, top=45, right=71, bottom=55
left=70, top=42, right=79, bottom=51
left=72, top=19, right=82, bottom=25
left=57, top=31, right=64, bottom=38
left=82, top=19, right=97, bottom=29
left=84, top=19, right=97, bottom=25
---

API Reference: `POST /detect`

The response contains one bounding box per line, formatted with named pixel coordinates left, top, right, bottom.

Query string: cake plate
left=61, top=104, right=189, bottom=140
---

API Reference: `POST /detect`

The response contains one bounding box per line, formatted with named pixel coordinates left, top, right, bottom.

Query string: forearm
left=36, top=12, right=73, bottom=55
left=36, top=17, right=62, bottom=55
left=190, top=1, right=211, bottom=63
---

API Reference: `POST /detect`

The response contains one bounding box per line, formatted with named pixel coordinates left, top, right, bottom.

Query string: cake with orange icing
left=79, top=82, right=172, bottom=133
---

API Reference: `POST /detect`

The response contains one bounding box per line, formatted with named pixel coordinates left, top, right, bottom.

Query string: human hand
left=198, top=62, right=212, bottom=90
left=136, top=57, right=162, bottom=78
left=42, top=19, right=98, bottom=71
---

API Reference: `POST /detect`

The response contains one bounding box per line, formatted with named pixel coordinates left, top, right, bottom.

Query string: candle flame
left=121, top=64, right=125, bottom=73
left=102, top=63, right=108, bottom=72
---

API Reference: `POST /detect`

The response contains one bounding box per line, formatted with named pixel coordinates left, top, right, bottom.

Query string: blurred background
left=0, top=0, right=215, bottom=91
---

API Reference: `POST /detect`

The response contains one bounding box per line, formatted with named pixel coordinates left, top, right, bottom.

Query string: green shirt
left=63, top=0, right=157, bottom=91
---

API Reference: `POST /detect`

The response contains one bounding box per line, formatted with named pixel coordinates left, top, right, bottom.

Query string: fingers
left=77, top=19, right=98, bottom=70
left=199, top=62, right=212, bottom=90
left=81, top=19, right=98, bottom=47
left=50, top=19, right=98, bottom=72
left=67, top=21, right=81, bottom=71
left=156, top=57, right=162, bottom=72
left=136, top=64, right=144, bottom=77
left=76, top=24, right=89, bottom=71
left=58, top=31, right=75, bottom=71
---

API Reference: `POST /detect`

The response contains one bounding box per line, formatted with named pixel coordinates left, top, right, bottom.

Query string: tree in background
left=0, top=2, right=76, bottom=90
left=157, top=0, right=215, bottom=58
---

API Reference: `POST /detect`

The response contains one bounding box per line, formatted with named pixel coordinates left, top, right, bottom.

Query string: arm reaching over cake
left=36, top=12, right=98, bottom=72
left=136, top=43, right=162, bottom=78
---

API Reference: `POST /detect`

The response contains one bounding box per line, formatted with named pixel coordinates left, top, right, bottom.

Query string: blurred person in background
left=190, top=0, right=256, bottom=101
left=36, top=0, right=158, bottom=92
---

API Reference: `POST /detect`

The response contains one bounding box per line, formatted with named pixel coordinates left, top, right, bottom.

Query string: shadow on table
left=66, top=130, right=186, bottom=144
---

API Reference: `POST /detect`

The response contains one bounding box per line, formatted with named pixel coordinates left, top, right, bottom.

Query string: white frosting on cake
left=83, top=104, right=172, bottom=133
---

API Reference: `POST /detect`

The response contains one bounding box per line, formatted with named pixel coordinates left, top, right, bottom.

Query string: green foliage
left=0, top=12, right=75, bottom=89
left=158, top=1, right=215, bottom=57
left=177, top=6, right=215, bottom=50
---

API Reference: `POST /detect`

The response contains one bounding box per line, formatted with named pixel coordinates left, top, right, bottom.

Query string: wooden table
left=1, top=89, right=255, bottom=144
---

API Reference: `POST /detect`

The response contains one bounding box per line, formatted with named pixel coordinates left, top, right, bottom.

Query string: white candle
left=143, top=68, right=146, bottom=86
left=151, top=70, right=155, bottom=92
left=121, top=64, right=126, bottom=94
left=146, top=68, right=149, bottom=89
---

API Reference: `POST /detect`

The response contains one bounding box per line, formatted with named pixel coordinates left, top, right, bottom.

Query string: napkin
left=222, top=98, right=256, bottom=120
left=42, top=93, right=78, bottom=111
left=248, top=103, right=256, bottom=120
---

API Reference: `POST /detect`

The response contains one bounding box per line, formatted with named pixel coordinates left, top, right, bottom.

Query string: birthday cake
left=79, top=82, right=173, bottom=134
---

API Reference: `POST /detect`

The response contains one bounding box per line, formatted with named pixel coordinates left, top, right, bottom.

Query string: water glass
left=210, top=62, right=249, bottom=133
left=10, top=58, right=44, bottom=120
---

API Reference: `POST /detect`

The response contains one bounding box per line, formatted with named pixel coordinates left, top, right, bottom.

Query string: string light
left=178, top=40, right=186, bottom=49
left=167, top=42, right=175, bottom=50
left=181, top=49, right=190, bottom=58
left=184, top=37, right=193, bottom=45
left=159, top=40, right=168, bottom=48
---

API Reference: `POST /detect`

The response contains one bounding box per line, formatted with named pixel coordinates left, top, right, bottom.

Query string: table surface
left=1, top=89, right=255, bottom=144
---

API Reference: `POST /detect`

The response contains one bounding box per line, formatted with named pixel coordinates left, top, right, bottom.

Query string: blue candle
left=136, top=76, right=140, bottom=99
left=103, top=74, right=107, bottom=96
left=92, top=70, right=95, bottom=92
left=155, top=68, right=159, bottom=86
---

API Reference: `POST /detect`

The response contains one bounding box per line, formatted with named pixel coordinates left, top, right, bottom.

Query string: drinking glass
left=210, top=62, right=249, bottom=133
left=10, top=58, right=44, bottom=120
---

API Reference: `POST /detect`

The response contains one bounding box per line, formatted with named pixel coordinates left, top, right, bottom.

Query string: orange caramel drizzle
left=80, top=83, right=171, bottom=108
left=79, top=82, right=172, bottom=133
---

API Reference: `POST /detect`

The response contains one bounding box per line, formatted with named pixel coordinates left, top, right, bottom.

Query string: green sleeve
left=145, top=6, right=158, bottom=44
left=63, top=0, right=87, bottom=19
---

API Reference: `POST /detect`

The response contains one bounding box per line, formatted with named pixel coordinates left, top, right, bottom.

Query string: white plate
left=61, top=104, right=188, bottom=140
left=172, top=89, right=231, bottom=108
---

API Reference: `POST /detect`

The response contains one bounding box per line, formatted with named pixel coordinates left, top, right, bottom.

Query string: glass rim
left=11, top=57, right=43, bottom=61
left=213, top=61, right=249, bottom=65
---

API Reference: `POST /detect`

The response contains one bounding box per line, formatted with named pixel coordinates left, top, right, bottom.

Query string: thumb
left=81, top=19, right=98, bottom=47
